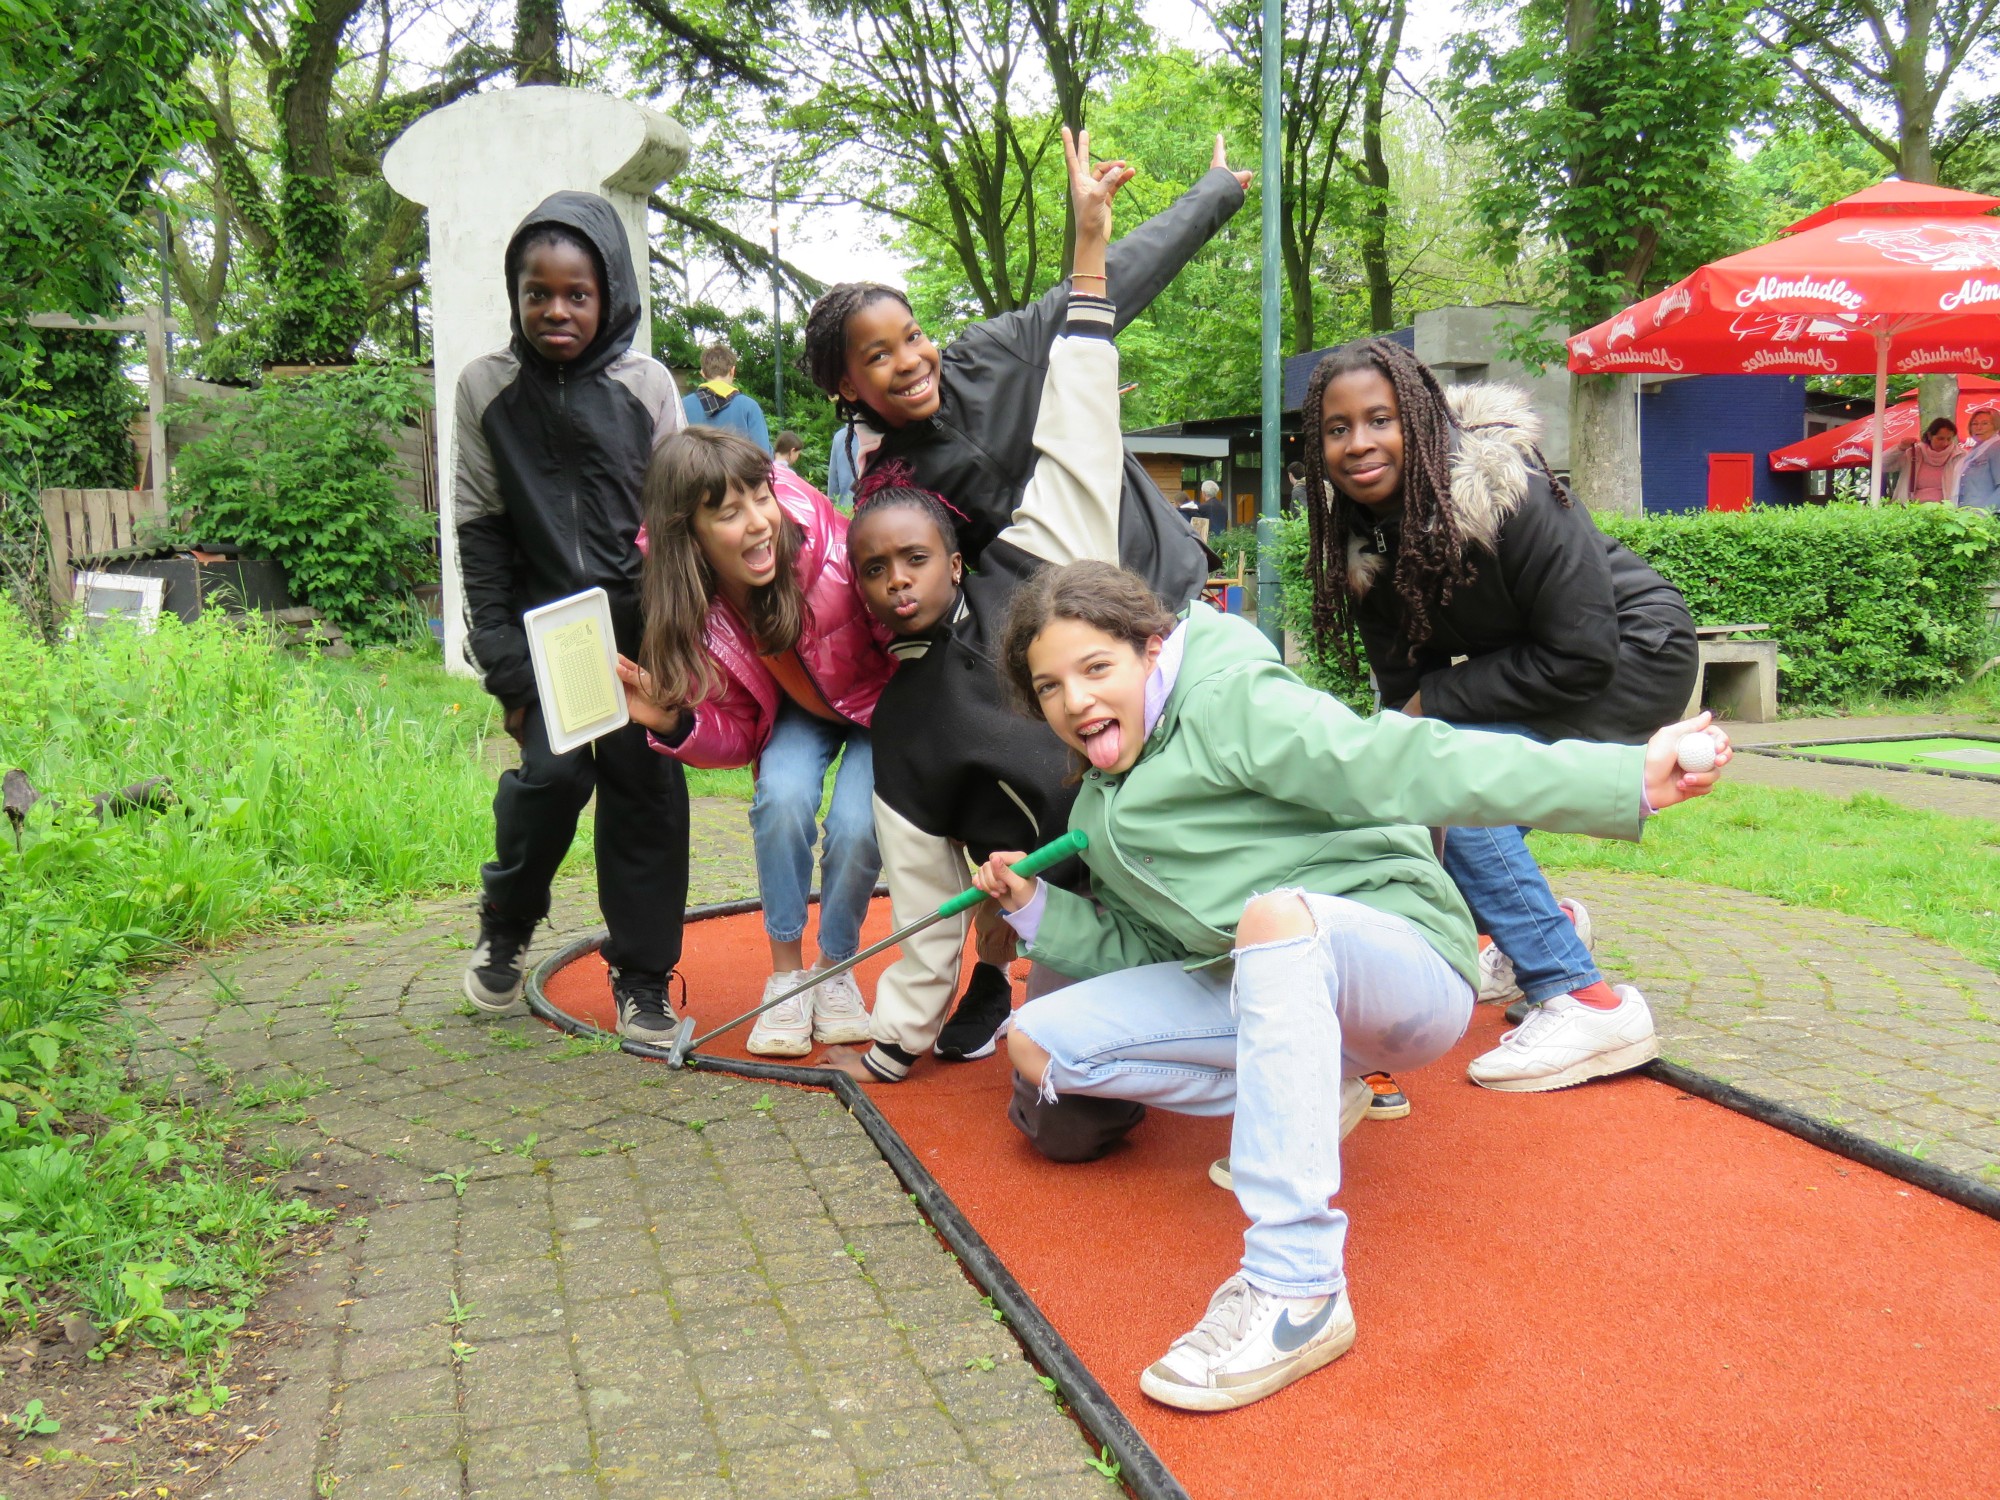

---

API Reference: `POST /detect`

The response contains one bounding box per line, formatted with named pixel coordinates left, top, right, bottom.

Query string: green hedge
left=1272, top=505, right=2000, bottom=711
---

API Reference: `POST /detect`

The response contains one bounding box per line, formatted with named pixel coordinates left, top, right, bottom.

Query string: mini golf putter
left=665, top=829, right=1090, bottom=1069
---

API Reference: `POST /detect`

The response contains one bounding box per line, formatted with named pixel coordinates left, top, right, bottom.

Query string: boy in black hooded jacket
left=453, top=191, right=691, bottom=1041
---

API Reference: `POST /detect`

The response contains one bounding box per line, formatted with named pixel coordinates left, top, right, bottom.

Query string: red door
left=1707, top=452, right=1754, bottom=512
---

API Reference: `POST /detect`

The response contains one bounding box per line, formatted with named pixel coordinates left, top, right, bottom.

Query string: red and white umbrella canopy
left=1565, top=181, right=2000, bottom=499
left=1769, top=376, right=2000, bottom=471
left=1566, top=182, right=2000, bottom=380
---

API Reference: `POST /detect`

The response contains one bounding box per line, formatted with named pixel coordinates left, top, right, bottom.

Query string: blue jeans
left=1440, top=721, right=1601, bottom=1003
left=749, top=704, right=880, bottom=963
left=1012, top=894, right=1471, bottom=1297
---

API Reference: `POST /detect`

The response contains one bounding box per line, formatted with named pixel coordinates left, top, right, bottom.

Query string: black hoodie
left=452, top=191, right=683, bottom=708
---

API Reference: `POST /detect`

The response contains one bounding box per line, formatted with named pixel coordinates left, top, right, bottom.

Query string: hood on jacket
left=1348, top=381, right=1548, bottom=596
left=504, top=191, right=642, bottom=377
left=1149, top=603, right=1278, bottom=749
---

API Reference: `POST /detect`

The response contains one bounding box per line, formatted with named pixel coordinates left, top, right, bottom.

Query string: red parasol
left=1769, top=376, right=2000, bottom=472
left=1567, top=181, right=2000, bottom=501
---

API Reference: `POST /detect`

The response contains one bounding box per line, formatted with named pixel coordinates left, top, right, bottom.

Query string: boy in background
left=454, top=191, right=691, bottom=1040
left=682, top=342, right=772, bottom=454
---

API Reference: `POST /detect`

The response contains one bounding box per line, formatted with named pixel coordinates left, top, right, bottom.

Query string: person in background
left=1198, top=478, right=1227, bottom=533
left=1957, top=408, right=2000, bottom=510
left=682, top=343, right=773, bottom=454
left=1288, top=459, right=1308, bottom=512
left=1889, top=417, right=1966, bottom=504
left=827, top=423, right=860, bottom=507
left=774, top=430, right=804, bottom=474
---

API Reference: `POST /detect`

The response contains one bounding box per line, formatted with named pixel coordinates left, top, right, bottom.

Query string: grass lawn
left=1533, top=780, right=2000, bottom=976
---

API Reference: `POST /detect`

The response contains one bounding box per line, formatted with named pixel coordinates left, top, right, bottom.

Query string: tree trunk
left=1283, top=223, right=1316, bottom=353
left=1357, top=0, right=1404, bottom=333
left=269, top=0, right=370, bottom=364
left=515, top=0, right=564, bottom=85
left=1570, top=372, right=1643, bottom=516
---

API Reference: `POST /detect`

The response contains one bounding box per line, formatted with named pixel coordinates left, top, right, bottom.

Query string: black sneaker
left=1362, top=1071, right=1411, bottom=1121
left=934, top=962, right=1012, bottom=1062
left=611, top=968, right=679, bottom=1045
left=464, top=904, right=535, bottom=1013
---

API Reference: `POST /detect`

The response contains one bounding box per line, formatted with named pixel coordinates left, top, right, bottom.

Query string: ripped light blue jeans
left=1011, top=893, right=1471, bottom=1298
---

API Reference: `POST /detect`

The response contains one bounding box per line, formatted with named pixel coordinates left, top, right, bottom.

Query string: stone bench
left=1685, top=624, right=1778, bottom=723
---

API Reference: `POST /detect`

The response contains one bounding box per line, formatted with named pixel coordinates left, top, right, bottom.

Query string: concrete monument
left=384, top=89, right=690, bottom=676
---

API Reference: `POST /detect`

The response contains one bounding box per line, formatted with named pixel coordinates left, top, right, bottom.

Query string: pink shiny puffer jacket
left=642, top=468, right=893, bottom=770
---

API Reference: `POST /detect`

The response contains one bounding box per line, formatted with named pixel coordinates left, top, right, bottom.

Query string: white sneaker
left=1208, top=1077, right=1369, bottom=1192
left=1466, top=984, right=1658, bottom=1092
left=808, top=965, right=871, bottom=1045
left=1139, top=1274, right=1356, bottom=1412
left=1476, top=897, right=1595, bottom=1004
left=746, top=970, right=814, bottom=1057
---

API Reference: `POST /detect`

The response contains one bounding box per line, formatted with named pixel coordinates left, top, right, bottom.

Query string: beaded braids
left=849, top=461, right=966, bottom=556
left=802, top=281, right=917, bottom=427
left=1299, top=339, right=1473, bottom=669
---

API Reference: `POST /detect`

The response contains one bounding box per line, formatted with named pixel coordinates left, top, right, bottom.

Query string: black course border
left=528, top=904, right=2000, bottom=1500
left=526, top=908, right=1190, bottom=1500
left=1739, top=731, right=2000, bottom=785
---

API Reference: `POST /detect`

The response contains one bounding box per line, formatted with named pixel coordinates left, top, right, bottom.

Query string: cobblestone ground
left=137, top=799, right=1107, bottom=1500
left=120, top=721, right=2000, bottom=1498
left=1556, top=872, right=2000, bottom=1183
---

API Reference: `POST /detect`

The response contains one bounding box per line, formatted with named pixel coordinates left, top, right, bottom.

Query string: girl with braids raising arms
left=798, top=135, right=1249, bottom=604
left=1299, top=339, right=1698, bottom=1092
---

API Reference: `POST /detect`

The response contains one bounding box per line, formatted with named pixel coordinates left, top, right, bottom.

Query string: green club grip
left=936, top=829, right=1090, bottom=919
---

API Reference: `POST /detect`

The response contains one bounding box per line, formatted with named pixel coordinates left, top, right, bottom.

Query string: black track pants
left=482, top=702, right=691, bottom=975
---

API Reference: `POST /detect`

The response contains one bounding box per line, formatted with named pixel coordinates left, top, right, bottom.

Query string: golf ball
left=1676, top=732, right=1717, bottom=774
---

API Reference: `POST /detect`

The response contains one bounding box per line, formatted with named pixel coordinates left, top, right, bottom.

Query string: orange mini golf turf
left=541, top=901, right=2000, bottom=1499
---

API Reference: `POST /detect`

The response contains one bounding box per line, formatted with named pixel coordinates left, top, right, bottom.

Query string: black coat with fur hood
left=1345, top=384, right=1695, bottom=745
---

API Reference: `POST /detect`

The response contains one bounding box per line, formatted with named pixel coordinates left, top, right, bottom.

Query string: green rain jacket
left=1027, top=605, right=1650, bottom=989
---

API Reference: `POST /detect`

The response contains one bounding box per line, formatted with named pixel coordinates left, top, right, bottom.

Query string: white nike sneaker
left=746, top=970, right=814, bottom=1057
left=808, top=965, right=872, bottom=1045
left=1476, top=897, right=1596, bottom=1005
left=1466, top=984, right=1659, bottom=1093
left=1208, top=1076, right=1370, bottom=1192
left=1139, top=1273, right=1356, bottom=1412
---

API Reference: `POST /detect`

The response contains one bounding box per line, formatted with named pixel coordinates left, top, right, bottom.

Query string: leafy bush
left=1598, top=504, right=2000, bottom=707
left=1268, top=510, right=1373, bottom=712
left=167, top=363, right=435, bottom=645
left=0, top=601, right=500, bottom=1352
left=1272, top=504, right=2000, bottom=711
left=1208, top=524, right=1260, bottom=575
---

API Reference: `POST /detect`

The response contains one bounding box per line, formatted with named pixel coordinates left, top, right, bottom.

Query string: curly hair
left=999, top=561, right=1175, bottom=721
left=1299, top=339, right=1475, bottom=669
left=801, top=281, right=916, bottom=427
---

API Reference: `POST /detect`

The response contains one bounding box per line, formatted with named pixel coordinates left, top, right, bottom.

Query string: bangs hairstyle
left=802, top=282, right=916, bottom=425
left=1299, top=338, right=1475, bottom=669
left=638, top=427, right=802, bottom=711
left=850, top=460, right=966, bottom=555
left=999, top=561, right=1175, bottom=721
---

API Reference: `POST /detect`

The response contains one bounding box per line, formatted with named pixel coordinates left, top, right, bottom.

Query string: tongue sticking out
left=1083, top=720, right=1125, bottom=771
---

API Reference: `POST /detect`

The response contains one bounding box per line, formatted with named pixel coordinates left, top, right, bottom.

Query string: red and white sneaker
left=1467, top=984, right=1658, bottom=1092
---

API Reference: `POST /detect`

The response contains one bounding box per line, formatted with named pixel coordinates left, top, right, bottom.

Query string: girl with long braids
left=1298, top=339, right=1698, bottom=1092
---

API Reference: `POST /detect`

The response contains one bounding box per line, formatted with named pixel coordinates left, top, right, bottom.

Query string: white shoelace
left=1498, top=998, right=1573, bottom=1050
left=1174, top=1276, right=1258, bottom=1357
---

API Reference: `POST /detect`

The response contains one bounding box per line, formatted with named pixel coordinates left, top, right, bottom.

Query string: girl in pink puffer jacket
left=618, top=427, right=895, bottom=1057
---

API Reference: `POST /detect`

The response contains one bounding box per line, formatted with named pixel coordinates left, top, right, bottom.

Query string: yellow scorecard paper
left=522, top=587, right=629, bottom=754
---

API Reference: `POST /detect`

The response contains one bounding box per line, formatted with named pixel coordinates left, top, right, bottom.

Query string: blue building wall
left=1640, top=375, right=1809, bottom=514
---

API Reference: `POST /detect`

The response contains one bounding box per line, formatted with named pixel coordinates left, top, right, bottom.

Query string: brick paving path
left=118, top=717, right=2000, bottom=1499
left=141, top=800, right=1108, bottom=1500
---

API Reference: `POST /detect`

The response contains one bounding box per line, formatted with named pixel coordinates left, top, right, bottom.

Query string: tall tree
left=1451, top=0, right=1770, bottom=515
left=1198, top=0, right=1408, bottom=350
left=516, top=0, right=566, bottom=84
left=1750, top=0, right=1999, bottom=427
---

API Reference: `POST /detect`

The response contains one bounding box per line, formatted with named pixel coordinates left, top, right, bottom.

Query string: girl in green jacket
left=974, top=560, right=1728, bottom=1414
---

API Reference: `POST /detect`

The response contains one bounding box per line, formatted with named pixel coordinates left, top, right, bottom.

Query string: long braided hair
left=1300, top=339, right=1474, bottom=669
left=801, top=281, right=916, bottom=428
